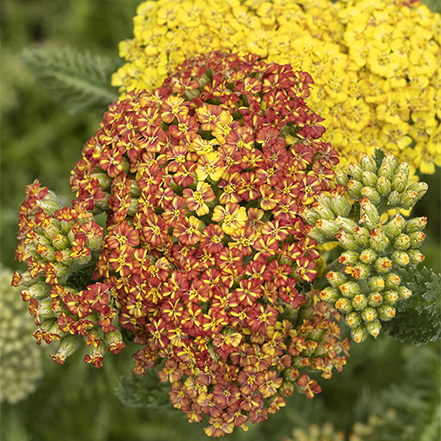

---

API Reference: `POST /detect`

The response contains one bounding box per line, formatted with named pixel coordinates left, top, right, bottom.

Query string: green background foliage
left=1, top=0, right=440, bottom=440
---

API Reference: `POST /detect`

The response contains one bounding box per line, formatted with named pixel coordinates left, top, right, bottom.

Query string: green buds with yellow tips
left=391, top=250, right=410, bottom=267
left=365, top=320, right=382, bottom=338
left=367, top=277, right=385, bottom=292
left=376, top=176, right=392, bottom=197
left=368, top=292, right=383, bottom=307
left=345, top=311, right=362, bottom=329
left=351, top=325, right=368, bottom=343
left=360, top=153, right=376, bottom=173
left=361, top=306, right=377, bottom=322
left=326, top=271, right=347, bottom=288
left=377, top=305, right=396, bottom=321
left=335, top=297, right=354, bottom=314
left=352, top=294, right=368, bottom=311
left=347, top=179, right=363, bottom=199
left=339, top=281, right=360, bottom=298
left=392, top=162, right=409, bottom=193
left=319, top=287, right=340, bottom=303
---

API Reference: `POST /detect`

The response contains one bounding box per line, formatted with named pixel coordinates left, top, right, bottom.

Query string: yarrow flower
left=13, top=52, right=350, bottom=436
left=112, top=0, right=441, bottom=175
left=300, top=150, right=428, bottom=343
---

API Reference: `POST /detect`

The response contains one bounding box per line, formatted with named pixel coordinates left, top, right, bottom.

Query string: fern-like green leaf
left=383, top=266, right=441, bottom=345
left=20, top=46, right=122, bottom=114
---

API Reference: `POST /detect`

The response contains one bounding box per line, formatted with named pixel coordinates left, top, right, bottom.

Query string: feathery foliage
left=20, top=46, right=121, bottom=114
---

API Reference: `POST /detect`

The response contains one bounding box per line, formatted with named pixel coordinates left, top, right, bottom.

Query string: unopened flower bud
left=382, top=290, right=399, bottom=305
left=300, top=206, right=321, bottom=225
left=369, top=229, right=389, bottom=253
left=50, top=335, right=81, bottom=365
left=407, top=250, right=425, bottom=264
left=347, top=179, right=363, bottom=199
left=367, top=277, right=385, bottom=292
left=392, top=162, right=409, bottom=193
left=319, top=287, right=340, bottom=303
left=384, top=214, right=405, bottom=239
left=345, top=311, right=362, bottom=329
left=359, top=248, right=377, bottom=264
left=382, top=153, right=398, bottom=176
left=361, top=306, right=377, bottom=322
left=376, top=176, right=392, bottom=197
left=127, top=199, right=139, bottom=217
left=351, top=325, right=368, bottom=343
left=368, top=292, right=383, bottom=307
left=384, top=273, right=401, bottom=289
left=409, top=231, right=426, bottom=248
left=352, top=294, right=368, bottom=310
left=335, top=229, right=359, bottom=250
left=335, top=216, right=358, bottom=234
left=338, top=251, right=359, bottom=265
left=348, top=162, right=364, bottom=181
left=38, top=191, right=63, bottom=216
left=336, top=170, right=350, bottom=186
left=21, top=282, right=50, bottom=301
left=362, top=171, right=378, bottom=188
left=335, top=297, right=354, bottom=313
left=377, top=305, right=396, bottom=321
left=326, top=271, right=347, bottom=288
left=308, top=228, right=328, bottom=243
left=374, top=257, right=393, bottom=274
left=331, top=194, right=351, bottom=217
left=400, top=183, right=428, bottom=208
left=361, top=186, right=381, bottom=206
left=51, top=233, right=70, bottom=251
left=378, top=162, right=393, bottom=180
left=314, top=219, right=340, bottom=239
left=359, top=198, right=380, bottom=229
left=404, top=217, right=427, bottom=233
left=339, top=281, right=360, bottom=298
left=387, top=190, right=401, bottom=207
left=365, top=319, right=382, bottom=338
left=347, top=263, right=370, bottom=280
left=391, top=250, right=409, bottom=267
left=393, top=234, right=411, bottom=250
left=90, top=171, right=112, bottom=189
left=398, top=286, right=412, bottom=300
left=360, top=153, right=377, bottom=173
left=352, top=227, right=371, bottom=247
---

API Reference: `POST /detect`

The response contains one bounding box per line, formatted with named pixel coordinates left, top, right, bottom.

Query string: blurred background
left=1, top=0, right=440, bottom=440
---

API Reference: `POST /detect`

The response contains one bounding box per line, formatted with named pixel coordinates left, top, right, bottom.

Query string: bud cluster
left=0, top=265, right=44, bottom=404
left=12, top=180, right=125, bottom=367
left=300, top=151, right=428, bottom=343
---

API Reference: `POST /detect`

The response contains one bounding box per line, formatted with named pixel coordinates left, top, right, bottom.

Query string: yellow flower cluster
left=112, top=0, right=441, bottom=174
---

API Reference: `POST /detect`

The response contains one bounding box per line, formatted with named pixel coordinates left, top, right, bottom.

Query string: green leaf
left=20, top=46, right=122, bottom=114
left=374, top=148, right=386, bottom=173
left=383, top=266, right=441, bottom=345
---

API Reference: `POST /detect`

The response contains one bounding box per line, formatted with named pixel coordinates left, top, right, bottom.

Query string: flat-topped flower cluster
left=13, top=52, right=350, bottom=436
left=112, top=0, right=441, bottom=175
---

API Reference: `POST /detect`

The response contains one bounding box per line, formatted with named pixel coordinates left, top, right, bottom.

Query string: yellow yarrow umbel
left=112, top=0, right=441, bottom=175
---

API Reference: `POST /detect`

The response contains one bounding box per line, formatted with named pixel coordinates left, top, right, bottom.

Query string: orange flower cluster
left=18, top=51, right=350, bottom=436
left=12, top=181, right=125, bottom=368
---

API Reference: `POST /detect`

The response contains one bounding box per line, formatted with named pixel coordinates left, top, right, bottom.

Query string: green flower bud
left=300, top=206, right=321, bottom=225
left=335, top=297, right=354, bottom=314
left=330, top=194, right=351, bottom=217
left=308, top=228, right=328, bottom=243
left=359, top=198, right=380, bottom=230
left=377, top=305, right=396, bottom=321
left=361, top=306, right=378, bottom=322
left=404, top=217, right=427, bottom=233
left=392, top=162, right=409, bottom=193
left=38, top=191, right=63, bottom=216
left=351, top=325, right=368, bottom=343
left=369, top=228, right=389, bottom=253
left=400, top=184, right=428, bottom=209
left=50, top=335, right=82, bottom=365
left=391, top=250, right=410, bottom=267
left=352, top=294, right=368, bottom=311
left=359, top=248, right=377, bottom=265
left=326, top=271, right=347, bottom=288
left=398, top=286, right=412, bottom=300
left=345, top=311, right=362, bottom=329
left=51, top=233, right=70, bottom=251
left=319, top=287, right=340, bottom=303
left=53, top=262, right=70, bottom=276
left=314, top=219, right=340, bottom=239
left=90, top=171, right=112, bottom=189
left=339, top=282, right=360, bottom=298
left=335, top=229, right=359, bottom=250
left=368, top=292, right=383, bottom=307
left=409, top=231, right=426, bottom=248
left=367, top=277, right=385, bottom=292
left=365, top=319, right=382, bottom=338
left=352, top=227, right=370, bottom=247
left=387, top=190, right=401, bottom=207
left=312, top=203, right=336, bottom=221
left=407, top=249, right=425, bottom=264
left=384, top=214, right=405, bottom=239
left=360, top=186, right=381, bottom=205
left=21, top=282, right=50, bottom=301
left=335, top=216, right=358, bottom=234
left=374, top=256, right=393, bottom=274
left=362, top=171, right=378, bottom=187
left=348, top=162, right=364, bottom=181
left=393, top=234, right=411, bottom=250
left=360, top=153, right=377, bottom=173
left=338, top=250, right=359, bottom=265
left=376, top=176, right=392, bottom=197
left=384, top=273, right=401, bottom=289
left=127, top=199, right=139, bottom=217
left=347, top=179, right=363, bottom=199
left=382, top=290, right=399, bottom=305
left=382, top=153, right=398, bottom=176
left=349, top=263, right=371, bottom=280
left=336, top=170, right=350, bottom=186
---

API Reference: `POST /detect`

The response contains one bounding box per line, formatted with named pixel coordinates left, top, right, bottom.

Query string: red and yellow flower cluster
left=15, top=52, right=350, bottom=436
